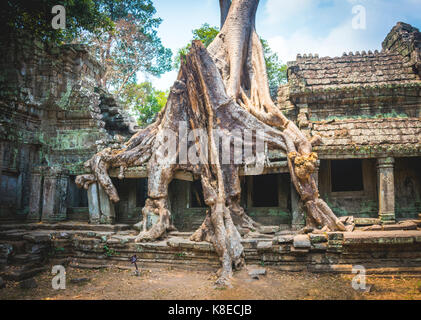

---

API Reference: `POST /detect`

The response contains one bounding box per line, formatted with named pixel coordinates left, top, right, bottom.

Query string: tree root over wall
left=77, top=0, right=345, bottom=286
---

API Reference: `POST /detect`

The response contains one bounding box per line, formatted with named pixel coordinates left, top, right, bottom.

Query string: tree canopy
left=1, top=0, right=172, bottom=100
left=120, top=82, right=168, bottom=127
left=0, top=0, right=112, bottom=43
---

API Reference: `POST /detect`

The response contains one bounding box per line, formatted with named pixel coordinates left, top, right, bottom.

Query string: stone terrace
left=1, top=219, right=421, bottom=281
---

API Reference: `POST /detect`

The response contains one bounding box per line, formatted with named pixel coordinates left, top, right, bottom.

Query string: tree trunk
left=76, top=0, right=345, bottom=286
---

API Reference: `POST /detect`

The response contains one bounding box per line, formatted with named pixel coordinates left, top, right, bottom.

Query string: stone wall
left=0, top=34, right=137, bottom=223
left=1, top=223, right=421, bottom=281
left=275, top=22, right=421, bottom=223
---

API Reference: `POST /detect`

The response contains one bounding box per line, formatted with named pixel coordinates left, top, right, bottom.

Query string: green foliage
left=261, top=39, right=287, bottom=99
left=120, top=82, right=168, bottom=127
left=173, top=23, right=219, bottom=69
left=173, top=23, right=287, bottom=100
left=79, top=0, right=173, bottom=93
left=0, top=0, right=113, bottom=44
left=1, top=0, right=172, bottom=98
left=103, top=245, right=117, bottom=257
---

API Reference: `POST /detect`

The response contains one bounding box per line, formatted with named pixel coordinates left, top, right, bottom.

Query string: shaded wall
left=394, top=157, right=421, bottom=219
left=319, top=159, right=378, bottom=217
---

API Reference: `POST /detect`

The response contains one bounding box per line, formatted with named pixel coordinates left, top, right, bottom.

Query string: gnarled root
left=191, top=199, right=244, bottom=286
left=135, top=197, right=172, bottom=242
left=305, top=199, right=346, bottom=232
left=75, top=174, right=96, bottom=189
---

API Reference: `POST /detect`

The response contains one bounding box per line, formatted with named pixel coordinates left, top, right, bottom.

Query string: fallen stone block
left=293, top=235, right=311, bottom=248
left=19, top=278, right=38, bottom=289
left=248, top=267, right=266, bottom=279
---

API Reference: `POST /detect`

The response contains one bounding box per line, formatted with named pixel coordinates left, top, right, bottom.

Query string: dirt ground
left=1, top=265, right=421, bottom=300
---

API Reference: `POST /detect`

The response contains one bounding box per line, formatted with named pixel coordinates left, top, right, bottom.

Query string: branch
left=219, top=0, right=231, bottom=29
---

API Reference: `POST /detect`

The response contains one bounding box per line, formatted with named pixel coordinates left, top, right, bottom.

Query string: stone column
left=377, top=157, right=395, bottom=224
left=291, top=182, right=305, bottom=230
left=87, top=183, right=101, bottom=224
left=98, top=183, right=115, bottom=224
left=41, top=170, right=68, bottom=222
left=27, top=171, right=43, bottom=222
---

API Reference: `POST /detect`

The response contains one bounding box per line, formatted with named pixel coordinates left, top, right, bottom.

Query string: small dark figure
left=130, top=255, right=140, bottom=276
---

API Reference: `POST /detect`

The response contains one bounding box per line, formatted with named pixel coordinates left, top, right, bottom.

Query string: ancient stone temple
left=1, top=22, right=420, bottom=231
left=0, top=22, right=421, bottom=283
left=0, top=35, right=138, bottom=224
left=277, top=21, right=421, bottom=226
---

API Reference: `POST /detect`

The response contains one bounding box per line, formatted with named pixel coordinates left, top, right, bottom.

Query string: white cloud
left=268, top=21, right=382, bottom=64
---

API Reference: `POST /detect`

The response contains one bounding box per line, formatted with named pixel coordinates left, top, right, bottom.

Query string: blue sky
left=141, top=0, right=421, bottom=90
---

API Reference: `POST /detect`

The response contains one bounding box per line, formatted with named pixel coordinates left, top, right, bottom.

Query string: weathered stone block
left=309, top=233, right=328, bottom=243
left=276, top=234, right=294, bottom=244
left=327, top=232, right=344, bottom=241
left=258, top=226, right=280, bottom=234
left=293, top=235, right=311, bottom=248
left=312, top=243, right=328, bottom=251
left=257, top=241, right=273, bottom=251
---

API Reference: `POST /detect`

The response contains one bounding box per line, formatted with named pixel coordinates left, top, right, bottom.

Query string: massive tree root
left=76, top=0, right=345, bottom=286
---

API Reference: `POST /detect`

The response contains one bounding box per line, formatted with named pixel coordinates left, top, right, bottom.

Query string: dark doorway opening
left=191, top=180, right=205, bottom=207
left=136, top=179, right=148, bottom=207
left=67, top=176, right=88, bottom=207
left=252, top=174, right=278, bottom=207
left=331, top=159, right=364, bottom=192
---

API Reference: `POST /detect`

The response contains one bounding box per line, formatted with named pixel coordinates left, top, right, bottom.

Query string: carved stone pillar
left=98, top=184, right=115, bottom=224
left=27, top=170, right=43, bottom=222
left=377, top=157, right=395, bottom=224
left=87, top=183, right=101, bottom=224
left=41, top=169, right=68, bottom=222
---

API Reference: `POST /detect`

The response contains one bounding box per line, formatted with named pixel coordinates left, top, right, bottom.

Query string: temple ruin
left=0, top=21, right=420, bottom=282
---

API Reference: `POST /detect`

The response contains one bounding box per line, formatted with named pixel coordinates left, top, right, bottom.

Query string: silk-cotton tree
left=76, top=0, right=345, bottom=286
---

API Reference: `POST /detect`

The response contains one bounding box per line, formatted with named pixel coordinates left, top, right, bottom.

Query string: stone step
left=0, top=265, right=47, bottom=281
left=167, top=231, right=193, bottom=238
left=10, top=253, right=43, bottom=266
left=0, top=222, right=131, bottom=233
left=355, top=218, right=381, bottom=226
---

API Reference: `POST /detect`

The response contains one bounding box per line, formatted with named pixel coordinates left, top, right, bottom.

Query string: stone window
left=331, top=159, right=364, bottom=192
left=252, top=174, right=279, bottom=207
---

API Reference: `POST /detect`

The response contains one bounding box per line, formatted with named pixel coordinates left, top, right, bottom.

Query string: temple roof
left=311, top=118, right=421, bottom=157
left=286, top=22, right=421, bottom=94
